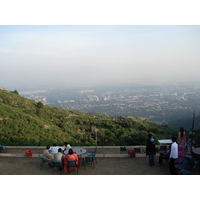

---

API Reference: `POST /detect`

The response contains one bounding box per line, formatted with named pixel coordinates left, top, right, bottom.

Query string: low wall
left=0, top=145, right=163, bottom=158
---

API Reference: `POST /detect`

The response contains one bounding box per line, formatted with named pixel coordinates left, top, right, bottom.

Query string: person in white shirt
left=168, top=137, right=178, bottom=175
left=53, top=148, right=64, bottom=170
left=63, top=142, right=72, bottom=154
left=54, top=148, right=64, bottom=162
left=50, top=144, right=59, bottom=155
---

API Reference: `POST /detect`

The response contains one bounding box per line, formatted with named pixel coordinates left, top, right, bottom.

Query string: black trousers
left=169, top=158, right=177, bottom=175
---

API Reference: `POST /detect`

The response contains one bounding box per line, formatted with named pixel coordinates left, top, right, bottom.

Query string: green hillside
left=0, top=88, right=176, bottom=146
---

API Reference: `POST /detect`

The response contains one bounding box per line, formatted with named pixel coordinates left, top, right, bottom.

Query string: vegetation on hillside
left=0, top=88, right=176, bottom=146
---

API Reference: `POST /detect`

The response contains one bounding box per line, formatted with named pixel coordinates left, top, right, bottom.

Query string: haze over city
left=1, top=25, right=200, bottom=90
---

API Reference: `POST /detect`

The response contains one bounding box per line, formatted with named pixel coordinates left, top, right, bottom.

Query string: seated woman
left=63, top=148, right=79, bottom=173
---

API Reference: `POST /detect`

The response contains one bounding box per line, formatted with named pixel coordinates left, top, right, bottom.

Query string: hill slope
left=0, top=88, right=176, bottom=146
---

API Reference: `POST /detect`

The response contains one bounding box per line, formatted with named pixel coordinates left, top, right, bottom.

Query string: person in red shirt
left=63, top=148, right=79, bottom=173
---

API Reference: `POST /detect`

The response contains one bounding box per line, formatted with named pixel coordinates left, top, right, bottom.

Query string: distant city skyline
left=1, top=25, right=200, bottom=90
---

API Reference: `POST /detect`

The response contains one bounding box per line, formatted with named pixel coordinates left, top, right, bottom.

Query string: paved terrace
left=1, top=145, right=199, bottom=175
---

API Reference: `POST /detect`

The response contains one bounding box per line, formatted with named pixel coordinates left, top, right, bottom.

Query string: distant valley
left=19, top=82, right=200, bottom=130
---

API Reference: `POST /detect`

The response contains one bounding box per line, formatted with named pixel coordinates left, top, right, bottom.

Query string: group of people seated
left=42, top=142, right=78, bottom=173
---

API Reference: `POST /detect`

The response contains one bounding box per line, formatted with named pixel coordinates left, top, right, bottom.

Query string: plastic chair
left=142, top=149, right=146, bottom=154
left=52, top=161, right=62, bottom=174
left=175, top=158, right=188, bottom=170
left=88, top=147, right=98, bottom=163
left=82, top=156, right=94, bottom=169
left=185, top=154, right=193, bottom=158
left=0, top=146, right=7, bottom=153
left=25, top=150, right=32, bottom=157
left=181, top=157, right=200, bottom=175
left=159, top=145, right=167, bottom=153
left=128, top=150, right=136, bottom=157
left=186, top=138, right=193, bottom=153
left=120, top=146, right=128, bottom=154
left=67, top=160, right=78, bottom=174
left=186, top=138, right=192, bottom=148
left=134, top=148, right=141, bottom=154
left=38, top=154, right=48, bottom=170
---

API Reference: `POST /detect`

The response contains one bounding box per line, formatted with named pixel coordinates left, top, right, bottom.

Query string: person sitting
left=63, top=142, right=72, bottom=154
left=43, top=145, right=54, bottom=166
left=49, top=144, right=59, bottom=155
left=63, top=148, right=78, bottom=173
left=158, top=150, right=170, bottom=166
left=54, top=148, right=64, bottom=162
left=53, top=148, right=64, bottom=170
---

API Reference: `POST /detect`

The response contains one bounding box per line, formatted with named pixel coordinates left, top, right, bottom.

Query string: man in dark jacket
left=146, top=134, right=156, bottom=167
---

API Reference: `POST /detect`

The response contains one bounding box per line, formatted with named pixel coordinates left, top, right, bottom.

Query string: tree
left=36, top=101, right=44, bottom=109
left=12, top=90, right=19, bottom=95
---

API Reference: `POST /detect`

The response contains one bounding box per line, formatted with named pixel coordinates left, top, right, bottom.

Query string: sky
left=1, top=25, right=200, bottom=90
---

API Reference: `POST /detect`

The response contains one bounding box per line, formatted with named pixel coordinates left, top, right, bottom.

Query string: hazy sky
left=1, top=25, right=200, bottom=90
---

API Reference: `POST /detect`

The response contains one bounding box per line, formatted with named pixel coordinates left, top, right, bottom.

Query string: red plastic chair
left=128, top=150, right=136, bottom=157
left=25, top=150, right=32, bottom=157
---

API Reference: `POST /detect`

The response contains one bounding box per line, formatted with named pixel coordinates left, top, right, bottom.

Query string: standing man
left=63, top=142, right=72, bottom=154
left=168, top=137, right=178, bottom=175
left=146, top=133, right=156, bottom=167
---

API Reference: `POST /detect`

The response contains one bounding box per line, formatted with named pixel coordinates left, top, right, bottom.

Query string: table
left=49, top=146, right=59, bottom=154
left=50, top=146, right=87, bottom=156
left=158, top=139, right=172, bottom=145
left=192, top=147, right=200, bottom=155
left=58, top=147, right=87, bottom=156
